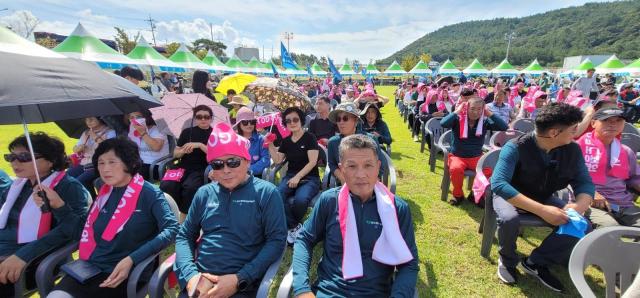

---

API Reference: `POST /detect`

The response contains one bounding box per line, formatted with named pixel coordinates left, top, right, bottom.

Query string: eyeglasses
left=195, top=115, right=211, bottom=120
left=240, top=120, right=256, bottom=126
left=284, top=118, right=300, bottom=125
left=335, top=115, right=352, bottom=123
left=4, top=152, right=43, bottom=163
left=209, top=157, right=243, bottom=170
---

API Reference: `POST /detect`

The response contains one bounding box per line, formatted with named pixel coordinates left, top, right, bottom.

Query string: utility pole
left=209, top=22, right=214, bottom=42
left=505, top=31, right=516, bottom=60
left=145, top=15, right=157, bottom=46
left=283, top=32, right=293, bottom=52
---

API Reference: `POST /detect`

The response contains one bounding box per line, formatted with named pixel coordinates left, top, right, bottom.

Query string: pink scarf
left=338, top=182, right=413, bottom=280
left=508, top=88, right=519, bottom=108
left=79, top=173, right=144, bottom=260
left=458, top=102, right=485, bottom=139
left=0, top=171, right=65, bottom=243
left=577, top=132, right=629, bottom=184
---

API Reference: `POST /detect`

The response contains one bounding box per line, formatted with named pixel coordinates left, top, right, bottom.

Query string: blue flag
left=353, top=61, right=360, bottom=73
left=280, top=42, right=297, bottom=69
left=361, top=67, right=367, bottom=76
left=306, top=63, right=313, bottom=77
left=270, top=62, right=279, bottom=76
left=328, top=58, right=342, bottom=81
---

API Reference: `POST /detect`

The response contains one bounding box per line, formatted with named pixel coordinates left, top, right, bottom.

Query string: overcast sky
left=1, top=0, right=611, bottom=63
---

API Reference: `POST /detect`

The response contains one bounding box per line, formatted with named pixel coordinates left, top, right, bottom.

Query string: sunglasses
left=209, top=157, right=243, bottom=170
left=335, top=115, right=352, bottom=123
left=284, top=118, right=300, bottom=125
left=195, top=115, right=211, bottom=120
left=240, top=120, right=257, bottom=126
left=4, top=152, right=43, bottom=163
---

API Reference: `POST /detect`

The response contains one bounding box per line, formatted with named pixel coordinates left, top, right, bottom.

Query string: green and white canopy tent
left=409, top=60, right=431, bottom=75
left=53, top=23, right=138, bottom=70
left=224, top=55, right=251, bottom=73
left=522, top=59, right=548, bottom=77
left=572, top=58, right=596, bottom=76
left=127, top=36, right=185, bottom=72
left=338, top=63, right=356, bottom=76
left=246, top=57, right=268, bottom=75
left=462, top=58, right=489, bottom=76
left=595, top=55, right=628, bottom=76
left=168, top=43, right=212, bottom=71
left=383, top=60, right=407, bottom=77
left=311, top=62, right=328, bottom=77
left=490, top=59, right=519, bottom=77
left=364, top=63, right=380, bottom=76
left=625, top=58, right=640, bottom=77
left=201, top=50, right=230, bottom=72
left=282, top=65, right=308, bottom=77
left=438, top=59, right=461, bottom=76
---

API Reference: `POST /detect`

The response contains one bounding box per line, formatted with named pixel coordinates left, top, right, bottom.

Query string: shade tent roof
left=365, top=63, right=380, bottom=74
left=625, top=58, right=640, bottom=75
left=338, top=63, right=356, bottom=75
left=168, top=43, right=212, bottom=71
left=595, top=55, right=628, bottom=75
left=384, top=60, right=407, bottom=76
left=53, top=23, right=138, bottom=69
left=202, top=50, right=230, bottom=72
left=225, top=55, right=251, bottom=73
left=409, top=60, right=431, bottom=75
left=571, top=58, right=596, bottom=75
left=126, top=36, right=185, bottom=72
left=244, top=57, right=273, bottom=75
left=311, top=62, right=328, bottom=76
left=522, top=59, right=548, bottom=75
left=463, top=58, right=489, bottom=75
left=438, top=59, right=461, bottom=75
left=490, top=59, right=519, bottom=76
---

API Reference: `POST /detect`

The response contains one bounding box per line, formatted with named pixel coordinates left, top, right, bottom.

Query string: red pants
left=447, top=154, right=492, bottom=197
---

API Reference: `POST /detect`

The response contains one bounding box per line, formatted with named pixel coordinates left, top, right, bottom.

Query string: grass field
left=0, top=86, right=606, bottom=297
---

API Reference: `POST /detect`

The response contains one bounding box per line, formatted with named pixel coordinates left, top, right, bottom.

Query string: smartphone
left=609, top=203, right=620, bottom=213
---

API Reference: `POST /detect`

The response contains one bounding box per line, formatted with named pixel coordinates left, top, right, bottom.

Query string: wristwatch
left=237, top=277, right=249, bottom=292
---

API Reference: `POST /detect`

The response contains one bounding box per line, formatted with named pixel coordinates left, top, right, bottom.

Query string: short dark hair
left=120, top=66, right=144, bottom=81
left=129, top=109, right=157, bottom=127
left=282, top=107, right=306, bottom=126
left=316, top=95, right=331, bottom=105
left=92, top=137, right=142, bottom=175
left=534, top=103, right=583, bottom=133
left=587, top=68, right=596, bottom=72
left=8, top=132, right=68, bottom=171
left=227, top=89, right=237, bottom=96
left=338, top=134, right=378, bottom=161
left=193, top=105, right=213, bottom=118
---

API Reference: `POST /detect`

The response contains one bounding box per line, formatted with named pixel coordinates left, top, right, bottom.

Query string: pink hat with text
left=206, top=122, right=251, bottom=162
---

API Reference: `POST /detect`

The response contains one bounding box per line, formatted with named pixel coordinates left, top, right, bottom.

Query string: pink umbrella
left=150, top=93, right=230, bottom=138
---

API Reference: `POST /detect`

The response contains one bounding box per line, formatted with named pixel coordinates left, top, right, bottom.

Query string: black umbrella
left=436, top=76, right=454, bottom=86
left=0, top=27, right=162, bottom=210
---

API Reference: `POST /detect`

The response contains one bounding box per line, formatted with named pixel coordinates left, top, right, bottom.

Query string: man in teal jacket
left=174, top=122, right=287, bottom=297
left=293, top=135, right=419, bottom=297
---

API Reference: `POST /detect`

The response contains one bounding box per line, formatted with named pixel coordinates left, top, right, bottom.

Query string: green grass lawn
left=0, top=86, right=605, bottom=297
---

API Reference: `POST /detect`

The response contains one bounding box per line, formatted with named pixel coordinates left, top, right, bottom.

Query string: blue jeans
left=278, top=174, right=320, bottom=229
left=67, top=164, right=97, bottom=198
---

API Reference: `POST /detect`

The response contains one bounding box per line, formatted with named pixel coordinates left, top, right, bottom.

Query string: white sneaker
left=287, top=224, right=302, bottom=244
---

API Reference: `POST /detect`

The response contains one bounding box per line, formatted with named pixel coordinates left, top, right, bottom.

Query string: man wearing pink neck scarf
left=578, top=107, right=640, bottom=228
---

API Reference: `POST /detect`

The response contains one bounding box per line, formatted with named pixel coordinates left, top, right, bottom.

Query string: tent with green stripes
left=438, top=59, right=461, bottom=76
left=625, top=58, right=640, bottom=77
left=168, top=43, right=212, bottom=71
left=311, top=62, right=327, bottom=76
left=383, top=60, right=406, bottom=76
left=127, top=36, right=185, bottom=72
left=201, top=50, right=230, bottom=72
left=409, top=60, right=431, bottom=75
left=522, top=59, right=548, bottom=76
left=225, top=55, right=251, bottom=73
left=571, top=58, right=596, bottom=76
left=595, top=55, right=628, bottom=76
left=53, top=23, right=137, bottom=69
left=339, top=63, right=356, bottom=76
left=462, top=58, right=489, bottom=76
left=490, top=59, right=519, bottom=77
left=364, top=63, right=380, bottom=75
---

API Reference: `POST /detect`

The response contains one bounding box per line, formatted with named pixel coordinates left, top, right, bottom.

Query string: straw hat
left=229, top=95, right=247, bottom=106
